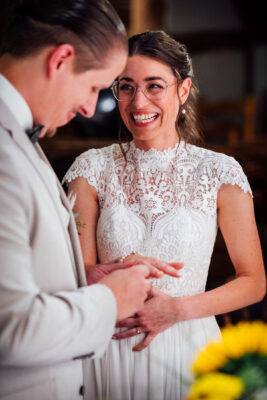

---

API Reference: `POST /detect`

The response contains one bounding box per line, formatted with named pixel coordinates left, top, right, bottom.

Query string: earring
left=181, top=108, right=186, bottom=115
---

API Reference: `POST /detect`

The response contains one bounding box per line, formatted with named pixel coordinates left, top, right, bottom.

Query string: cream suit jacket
left=0, top=100, right=117, bottom=400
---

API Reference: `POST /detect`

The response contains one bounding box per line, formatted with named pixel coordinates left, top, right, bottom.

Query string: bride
left=64, top=31, right=265, bottom=399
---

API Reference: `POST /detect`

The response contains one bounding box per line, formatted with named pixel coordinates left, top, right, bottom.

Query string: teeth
left=133, top=113, right=157, bottom=123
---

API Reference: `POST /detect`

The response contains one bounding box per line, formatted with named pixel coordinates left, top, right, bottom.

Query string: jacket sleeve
left=0, top=135, right=117, bottom=367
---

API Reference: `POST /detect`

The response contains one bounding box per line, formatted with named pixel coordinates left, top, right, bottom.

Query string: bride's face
left=117, top=55, right=189, bottom=149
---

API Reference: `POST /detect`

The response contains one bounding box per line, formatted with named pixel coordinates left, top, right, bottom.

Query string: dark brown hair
left=0, top=0, right=127, bottom=72
left=118, top=30, right=202, bottom=152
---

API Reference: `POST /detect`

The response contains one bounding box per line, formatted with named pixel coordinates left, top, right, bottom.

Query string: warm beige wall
left=128, top=0, right=164, bottom=36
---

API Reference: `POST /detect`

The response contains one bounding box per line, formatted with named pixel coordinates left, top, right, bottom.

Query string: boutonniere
left=68, top=191, right=86, bottom=235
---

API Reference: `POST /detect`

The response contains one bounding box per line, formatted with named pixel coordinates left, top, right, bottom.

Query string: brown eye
left=119, top=84, right=135, bottom=92
left=147, top=83, right=164, bottom=93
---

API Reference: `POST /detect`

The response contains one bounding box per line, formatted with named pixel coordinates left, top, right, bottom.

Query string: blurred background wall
left=41, top=0, right=267, bottom=325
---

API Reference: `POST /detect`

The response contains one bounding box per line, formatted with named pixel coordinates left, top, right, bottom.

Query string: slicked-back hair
left=1, top=0, right=128, bottom=72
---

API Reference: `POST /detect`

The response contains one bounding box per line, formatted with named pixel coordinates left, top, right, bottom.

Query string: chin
left=132, top=130, right=159, bottom=142
left=44, top=128, right=58, bottom=138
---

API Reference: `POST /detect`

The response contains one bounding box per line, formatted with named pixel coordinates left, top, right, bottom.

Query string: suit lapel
left=35, top=144, right=87, bottom=287
left=0, top=100, right=86, bottom=287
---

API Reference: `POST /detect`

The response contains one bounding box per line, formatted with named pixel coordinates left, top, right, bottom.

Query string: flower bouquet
left=188, top=321, right=267, bottom=400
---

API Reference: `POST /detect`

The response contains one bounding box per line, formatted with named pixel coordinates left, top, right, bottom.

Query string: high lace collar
left=128, top=140, right=185, bottom=162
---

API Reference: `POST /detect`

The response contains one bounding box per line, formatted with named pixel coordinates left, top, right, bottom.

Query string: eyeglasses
left=111, top=81, right=177, bottom=102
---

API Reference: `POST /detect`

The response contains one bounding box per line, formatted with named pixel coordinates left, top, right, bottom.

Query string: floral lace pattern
left=64, top=141, right=252, bottom=297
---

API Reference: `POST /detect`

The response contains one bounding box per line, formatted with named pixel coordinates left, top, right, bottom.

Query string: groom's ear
left=47, top=44, right=75, bottom=79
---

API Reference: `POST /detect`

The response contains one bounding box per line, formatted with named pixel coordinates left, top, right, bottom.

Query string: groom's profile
left=0, top=1, right=151, bottom=399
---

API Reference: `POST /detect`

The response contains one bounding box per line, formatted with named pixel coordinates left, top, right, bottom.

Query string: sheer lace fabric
left=64, top=141, right=252, bottom=298
left=64, top=141, right=252, bottom=399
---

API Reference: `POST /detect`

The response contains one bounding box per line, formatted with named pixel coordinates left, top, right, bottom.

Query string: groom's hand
left=85, top=261, right=135, bottom=285
left=99, top=265, right=151, bottom=321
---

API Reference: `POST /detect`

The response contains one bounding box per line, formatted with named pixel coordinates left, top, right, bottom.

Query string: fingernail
left=133, top=345, right=143, bottom=352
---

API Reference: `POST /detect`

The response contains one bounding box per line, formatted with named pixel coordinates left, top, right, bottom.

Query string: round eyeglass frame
left=111, top=81, right=177, bottom=102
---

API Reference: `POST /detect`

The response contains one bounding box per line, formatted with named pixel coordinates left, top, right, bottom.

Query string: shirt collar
left=0, top=73, right=33, bottom=131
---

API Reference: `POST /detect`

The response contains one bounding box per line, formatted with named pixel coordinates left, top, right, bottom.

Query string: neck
left=133, top=132, right=179, bottom=152
left=0, top=55, right=33, bottom=103
left=0, top=53, right=48, bottom=125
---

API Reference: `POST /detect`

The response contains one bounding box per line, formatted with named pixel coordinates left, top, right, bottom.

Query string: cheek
left=119, top=104, right=130, bottom=124
left=162, top=97, right=179, bottom=124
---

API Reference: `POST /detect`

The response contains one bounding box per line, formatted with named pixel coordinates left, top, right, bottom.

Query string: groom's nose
left=78, top=93, right=99, bottom=118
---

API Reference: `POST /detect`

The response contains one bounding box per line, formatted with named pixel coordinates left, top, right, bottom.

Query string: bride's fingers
left=105, top=260, right=135, bottom=269
left=130, top=255, right=183, bottom=278
left=151, top=259, right=181, bottom=277
left=169, top=262, right=184, bottom=270
left=112, top=327, right=143, bottom=340
left=132, top=332, right=156, bottom=351
left=144, top=264, right=163, bottom=278
left=116, top=317, right=138, bottom=328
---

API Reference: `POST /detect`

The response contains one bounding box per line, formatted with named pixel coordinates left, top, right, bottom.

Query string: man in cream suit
left=0, top=1, right=152, bottom=399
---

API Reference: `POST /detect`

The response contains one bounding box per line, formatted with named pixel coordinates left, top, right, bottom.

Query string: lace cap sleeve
left=62, top=148, right=103, bottom=191
left=217, top=155, right=253, bottom=197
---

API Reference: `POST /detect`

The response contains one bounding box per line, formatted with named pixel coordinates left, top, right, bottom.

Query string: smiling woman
left=64, top=30, right=265, bottom=400
left=114, top=55, right=189, bottom=150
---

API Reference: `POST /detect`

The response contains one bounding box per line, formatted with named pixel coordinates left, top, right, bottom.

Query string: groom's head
left=0, top=0, right=128, bottom=135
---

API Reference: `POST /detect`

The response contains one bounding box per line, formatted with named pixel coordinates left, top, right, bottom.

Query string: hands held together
left=86, top=254, right=183, bottom=350
left=113, top=287, right=181, bottom=351
left=122, top=253, right=183, bottom=279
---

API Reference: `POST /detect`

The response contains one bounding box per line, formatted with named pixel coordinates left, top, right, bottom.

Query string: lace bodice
left=64, top=141, right=252, bottom=297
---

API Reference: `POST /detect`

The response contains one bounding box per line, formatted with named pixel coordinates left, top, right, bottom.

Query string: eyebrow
left=119, top=76, right=166, bottom=83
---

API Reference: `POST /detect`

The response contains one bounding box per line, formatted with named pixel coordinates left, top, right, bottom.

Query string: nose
left=78, top=93, right=99, bottom=118
left=131, top=88, right=150, bottom=108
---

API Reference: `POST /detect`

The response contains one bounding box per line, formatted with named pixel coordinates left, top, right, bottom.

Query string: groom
left=0, top=1, right=151, bottom=399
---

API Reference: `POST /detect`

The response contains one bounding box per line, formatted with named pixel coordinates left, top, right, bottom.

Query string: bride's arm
left=68, top=176, right=99, bottom=268
left=178, top=184, right=265, bottom=319
left=114, top=184, right=266, bottom=350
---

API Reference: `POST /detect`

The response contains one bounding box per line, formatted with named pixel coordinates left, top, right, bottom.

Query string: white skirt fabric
left=84, top=316, right=220, bottom=400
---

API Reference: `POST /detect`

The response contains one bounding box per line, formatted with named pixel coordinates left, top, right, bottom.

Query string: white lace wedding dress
left=64, top=141, right=252, bottom=400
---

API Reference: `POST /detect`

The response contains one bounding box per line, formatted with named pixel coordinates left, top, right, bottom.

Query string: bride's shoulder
left=185, top=143, right=252, bottom=195
left=185, top=143, right=239, bottom=169
left=76, top=143, right=121, bottom=163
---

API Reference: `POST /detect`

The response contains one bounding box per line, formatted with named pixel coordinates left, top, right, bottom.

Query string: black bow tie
left=26, top=125, right=44, bottom=143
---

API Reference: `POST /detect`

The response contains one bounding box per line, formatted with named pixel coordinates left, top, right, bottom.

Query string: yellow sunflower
left=192, top=321, right=267, bottom=375
left=187, top=372, right=244, bottom=400
left=221, top=321, right=267, bottom=358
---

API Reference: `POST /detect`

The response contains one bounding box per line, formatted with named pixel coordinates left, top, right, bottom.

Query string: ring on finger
left=136, top=327, right=141, bottom=334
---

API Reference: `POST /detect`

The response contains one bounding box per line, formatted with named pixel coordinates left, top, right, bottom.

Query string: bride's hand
left=123, top=253, right=183, bottom=278
left=113, top=287, right=180, bottom=351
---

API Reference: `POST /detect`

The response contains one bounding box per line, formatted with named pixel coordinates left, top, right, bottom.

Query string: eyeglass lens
left=113, top=82, right=170, bottom=101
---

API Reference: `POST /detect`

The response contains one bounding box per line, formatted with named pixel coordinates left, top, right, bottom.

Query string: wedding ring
left=136, top=328, right=141, bottom=334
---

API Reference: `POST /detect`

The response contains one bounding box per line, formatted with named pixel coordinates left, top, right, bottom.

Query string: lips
left=131, top=112, right=158, bottom=126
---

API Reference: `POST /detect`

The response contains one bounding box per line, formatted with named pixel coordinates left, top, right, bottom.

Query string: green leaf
left=238, top=365, right=266, bottom=392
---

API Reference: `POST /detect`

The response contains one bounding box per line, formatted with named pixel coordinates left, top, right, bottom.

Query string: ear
left=47, top=44, right=75, bottom=79
left=178, top=77, right=191, bottom=105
